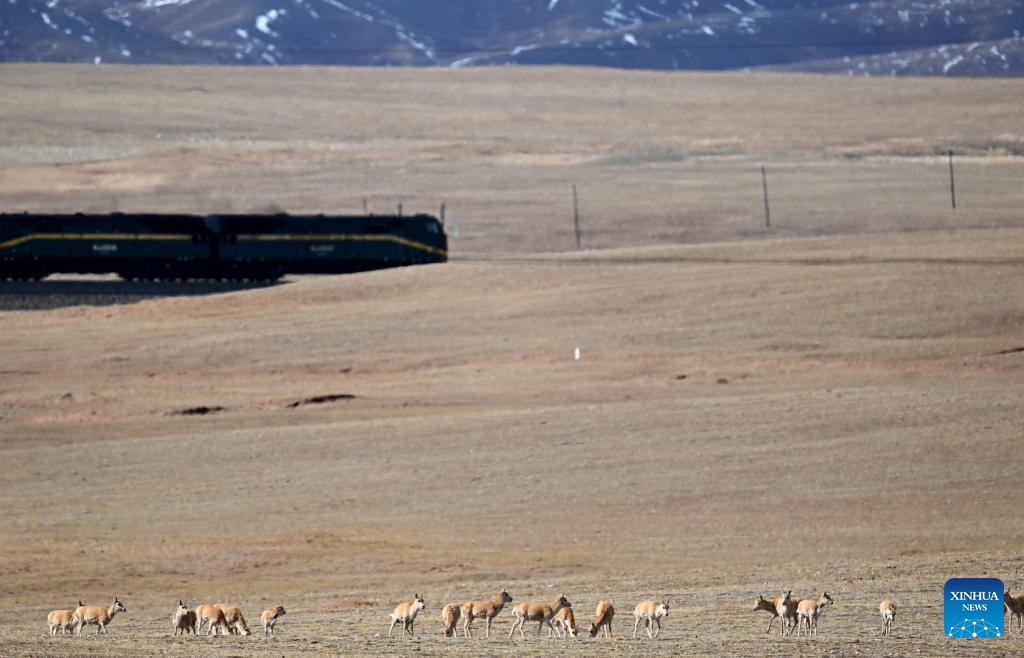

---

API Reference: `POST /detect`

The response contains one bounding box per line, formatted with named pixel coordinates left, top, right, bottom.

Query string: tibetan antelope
left=509, top=594, right=571, bottom=639
left=215, top=604, right=250, bottom=636
left=1006, top=592, right=1024, bottom=633
left=633, top=599, right=669, bottom=639
left=74, top=598, right=127, bottom=635
left=795, top=591, right=834, bottom=637
left=780, top=591, right=800, bottom=636
left=551, top=605, right=578, bottom=638
left=196, top=604, right=231, bottom=636
left=879, top=599, right=896, bottom=636
left=589, top=600, right=615, bottom=639
left=261, top=606, right=286, bottom=638
left=389, top=594, right=425, bottom=639
left=441, top=603, right=460, bottom=638
left=172, top=601, right=197, bottom=635
left=461, top=590, right=513, bottom=639
left=753, top=591, right=798, bottom=635
left=47, top=608, right=78, bottom=636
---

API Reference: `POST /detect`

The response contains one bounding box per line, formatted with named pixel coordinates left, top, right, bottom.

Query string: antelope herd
left=42, top=588, right=1024, bottom=641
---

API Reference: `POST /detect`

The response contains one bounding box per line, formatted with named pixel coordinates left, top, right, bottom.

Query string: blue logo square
left=945, top=578, right=1004, bottom=638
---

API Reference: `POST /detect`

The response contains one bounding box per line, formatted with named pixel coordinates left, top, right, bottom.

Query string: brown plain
left=1, top=64, right=1023, bottom=656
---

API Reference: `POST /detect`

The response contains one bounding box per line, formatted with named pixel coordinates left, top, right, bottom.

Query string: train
left=0, top=212, right=447, bottom=281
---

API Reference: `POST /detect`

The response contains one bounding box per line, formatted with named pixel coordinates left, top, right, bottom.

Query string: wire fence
left=405, top=152, right=1024, bottom=257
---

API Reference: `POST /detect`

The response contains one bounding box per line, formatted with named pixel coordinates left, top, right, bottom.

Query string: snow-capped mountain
left=2, top=0, right=1022, bottom=75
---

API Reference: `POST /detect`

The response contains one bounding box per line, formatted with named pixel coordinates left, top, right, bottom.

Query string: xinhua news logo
left=945, top=578, right=1004, bottom=638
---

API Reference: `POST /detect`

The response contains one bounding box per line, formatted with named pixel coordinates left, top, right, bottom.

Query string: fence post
left=572, top=183, right=581, bottom=249
left=761, top=166, right=771, bottom=227
left=948, top=150, right=957, bottom=210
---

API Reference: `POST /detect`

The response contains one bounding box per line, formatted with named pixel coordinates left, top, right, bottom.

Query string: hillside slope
left=2, top=0, right=1022, bottom=74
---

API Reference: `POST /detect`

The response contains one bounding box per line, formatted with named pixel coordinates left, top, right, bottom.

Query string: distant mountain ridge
left=2, top=0, right=1022, bottom=75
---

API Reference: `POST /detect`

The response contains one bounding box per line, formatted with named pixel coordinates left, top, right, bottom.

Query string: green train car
left=0, top=212, right=447, bottom=281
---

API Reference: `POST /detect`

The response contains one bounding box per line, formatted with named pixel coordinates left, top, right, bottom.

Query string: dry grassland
left=1, top=64, right=1024, bottom=656
left=1, top=65, right=1023, bottom=253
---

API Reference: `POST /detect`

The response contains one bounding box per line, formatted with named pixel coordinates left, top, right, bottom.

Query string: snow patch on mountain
left=139, top=0, right=197, bottom=8
left=318, top=0, right=374, bottom=23
left=395, top=28, right=433, bottom=59
left=255, top=9, right=284, bottom=37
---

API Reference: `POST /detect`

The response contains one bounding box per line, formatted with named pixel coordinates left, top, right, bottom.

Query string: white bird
left=574, top=346, right=581, bottom=361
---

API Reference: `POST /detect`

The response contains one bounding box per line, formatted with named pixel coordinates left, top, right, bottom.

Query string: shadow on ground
left=0, top=278, right=285, bottom=311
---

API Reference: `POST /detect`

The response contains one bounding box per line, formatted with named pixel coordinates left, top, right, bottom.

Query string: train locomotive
left=0, top=212, right=447, bottom=281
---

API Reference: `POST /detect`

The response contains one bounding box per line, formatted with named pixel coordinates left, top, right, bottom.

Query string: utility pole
left=761, top=166, right=771, bottom=227
left=948, top=150, right=957, bottom=210
left=572, top=183, right=581, bottom=249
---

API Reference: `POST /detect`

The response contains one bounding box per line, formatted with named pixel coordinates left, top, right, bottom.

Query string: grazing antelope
left=196, top=604, right=231, bottom=636
left=795, top=591, right=834, bottom=637
left=461, top=590, right=513, bottom=639
left=260, top=606, right=286, bottom=638
left=551, top=605, right=578, bottom=638
left=589, top=600, right=615, bottom=639
left=509, top=594, right=571, bottom=639
left=389, top=594, right=425, bottom=639
left=215, top=604, right=251, bottom=636
left=172, top=601, right=197, bottom=635
left=1006, top=592, right=1024, bottom=633
left=47, top=608, right=79, bottom=636
left=441, top=603, right=460, bottom=638
left=633, top=599, right=669, bottom=639
left=879, top=599, right=896, bottom=636
left=74, top=598, right=127, bottom=635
